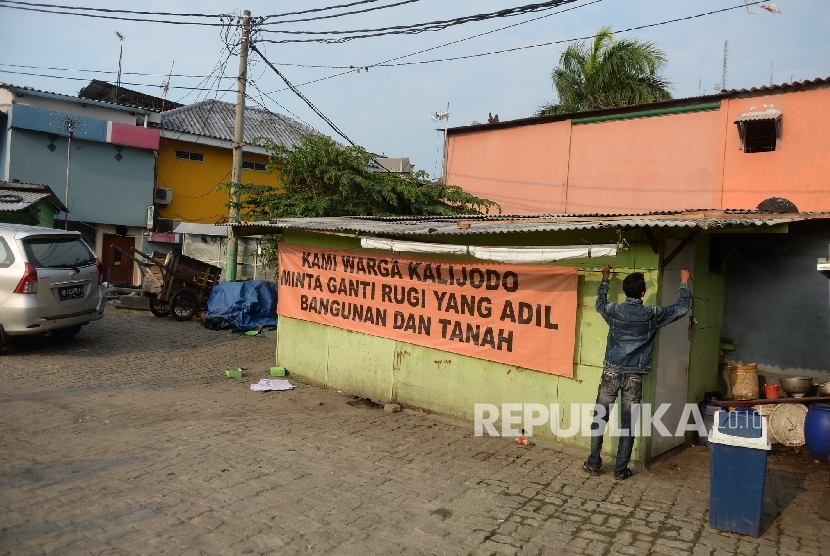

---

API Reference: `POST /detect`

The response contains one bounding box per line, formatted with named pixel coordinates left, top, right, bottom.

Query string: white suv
left=0, top=224, right=104, bottom=349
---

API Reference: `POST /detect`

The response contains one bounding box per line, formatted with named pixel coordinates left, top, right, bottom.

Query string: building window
left=735, top=109, right=782, bottom=153
left=174, top=149, right=204, bottom=162
left=242, top=160, right=268, bottom=172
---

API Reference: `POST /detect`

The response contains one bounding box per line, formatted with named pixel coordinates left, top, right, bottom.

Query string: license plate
left=59, top=286, right=85, bottom=300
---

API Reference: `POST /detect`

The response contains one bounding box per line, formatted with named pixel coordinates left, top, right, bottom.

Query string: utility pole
left=225, top=10, right=250, bottom=282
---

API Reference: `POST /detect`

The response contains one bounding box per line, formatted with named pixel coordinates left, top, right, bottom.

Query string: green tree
left=536, top=26, right=672, bottom=116
left=220, top=135, right=499, bottom=269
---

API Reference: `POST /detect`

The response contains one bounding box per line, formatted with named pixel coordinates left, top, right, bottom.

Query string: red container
left=764, top=384, right=780, bottom=399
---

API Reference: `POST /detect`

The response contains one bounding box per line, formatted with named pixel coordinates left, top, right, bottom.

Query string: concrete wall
left=446, top=86, right=830, bottom=214
left=274, top=228, right=724, bottom=463
left=565, top=110, right=721, bottom=213
left=721, top=88, right=830, bottom=212
left=721, top=222, right=830, bottom=380
left=157, top=138, right=280, bottom=224
left=7, top=128, right=154, bottom=227
left=445, top=121, right=571, bottom=214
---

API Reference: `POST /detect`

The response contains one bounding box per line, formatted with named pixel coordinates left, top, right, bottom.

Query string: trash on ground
left=225, top=368, right=244, bottom=378
left=250, top=378, right=294, bottom=392
left=269, top=366, right=286, bottom=377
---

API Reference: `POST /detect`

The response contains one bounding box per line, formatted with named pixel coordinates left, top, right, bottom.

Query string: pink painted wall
left=109, top=122, right=160, bottom=150
left=566, top=111, right=720, bottom=213
left=721, top=89, right=830, bottom=212
left=446, top=121, right=571, bottom=214
left=446, top=85, right=830, bottom=215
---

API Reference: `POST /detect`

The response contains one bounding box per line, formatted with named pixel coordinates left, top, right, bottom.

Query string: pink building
left=446, top=78, right=830, bottom=215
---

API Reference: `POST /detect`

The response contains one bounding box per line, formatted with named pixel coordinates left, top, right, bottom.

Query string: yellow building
left=157, top=99, right=318, bottom=224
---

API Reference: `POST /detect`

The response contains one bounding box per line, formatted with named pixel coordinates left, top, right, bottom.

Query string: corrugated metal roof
left=227, top=210, right=829, bottom=238
left=734, top=109, right=782, bottom=122
left=0, top=182, right=66, bottom=212
left=160, top=99, right=320, bottom=148
left=0, top=82, right=158, bottom=113
left=0, top=189, right=50, bottom=212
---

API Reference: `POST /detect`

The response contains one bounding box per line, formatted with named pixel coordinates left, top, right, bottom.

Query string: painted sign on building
left=278, top=244, right=578, bottom=376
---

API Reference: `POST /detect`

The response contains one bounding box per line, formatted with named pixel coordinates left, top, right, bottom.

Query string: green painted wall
left=275, top=228, right=724, bottom=464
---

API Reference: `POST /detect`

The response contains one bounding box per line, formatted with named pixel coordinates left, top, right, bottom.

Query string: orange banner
left=278, top=244, right=578, bottom=376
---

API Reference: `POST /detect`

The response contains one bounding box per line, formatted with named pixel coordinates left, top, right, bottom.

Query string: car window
left=22, top=237, right=95, bottom=269
left=0, top=237, right=14, bottom=268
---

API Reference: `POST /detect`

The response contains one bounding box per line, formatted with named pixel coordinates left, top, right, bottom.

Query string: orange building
left=446, top=78, right=830, bottom=215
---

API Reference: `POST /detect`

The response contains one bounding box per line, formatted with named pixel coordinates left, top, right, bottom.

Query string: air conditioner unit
left=154, top=187, right=172, bottom=205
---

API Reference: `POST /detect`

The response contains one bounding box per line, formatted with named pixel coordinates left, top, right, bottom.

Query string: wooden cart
left=112, top=246, right=222, bottom=321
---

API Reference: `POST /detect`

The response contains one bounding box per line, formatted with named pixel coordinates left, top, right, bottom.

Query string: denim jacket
left=596, top=278, right=693, bottom=374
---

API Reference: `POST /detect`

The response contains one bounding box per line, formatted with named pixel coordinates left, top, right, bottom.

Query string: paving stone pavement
left=1, top=309, right=828, bottom=556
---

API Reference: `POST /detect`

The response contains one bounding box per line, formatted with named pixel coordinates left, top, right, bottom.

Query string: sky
left=1, top=0, right=829, bottom=179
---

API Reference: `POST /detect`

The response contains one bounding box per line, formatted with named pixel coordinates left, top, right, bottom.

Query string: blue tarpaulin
left=204, top=280, right=278, bottom=330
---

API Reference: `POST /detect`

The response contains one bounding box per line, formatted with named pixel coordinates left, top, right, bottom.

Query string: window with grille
left=242, top=160, right=268, bottom=172
left=743, top=120, right=778, bottom=153
left=174, top=150, right=204, bottom=162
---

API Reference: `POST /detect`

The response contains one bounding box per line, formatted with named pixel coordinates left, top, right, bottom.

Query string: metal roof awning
left=225, top=210, right=829, bottom=239
left=734, top=109, right=783, bottom=123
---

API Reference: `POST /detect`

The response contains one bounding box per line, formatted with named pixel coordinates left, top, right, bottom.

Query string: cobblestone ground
left=1, top=309, right=828, bottom=556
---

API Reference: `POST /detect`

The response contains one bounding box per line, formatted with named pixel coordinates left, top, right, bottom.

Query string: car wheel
left=170, top=289, right=198, bottom=321
left=51, top=324, right=82, bottom=340
left=149, top=298, right=170, bottom=317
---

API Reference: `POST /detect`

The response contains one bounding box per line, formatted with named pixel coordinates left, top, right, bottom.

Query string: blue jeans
left=586, top=369, right=643, bottom=476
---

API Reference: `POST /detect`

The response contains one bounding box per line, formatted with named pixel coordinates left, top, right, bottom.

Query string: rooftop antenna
left=432, top=102, right=450, bottom=183
left=722, top=40, right=729, bottom=92
left=115, top=31, right=125, bottom=104
left=50, top=114, right=84, bottom=230
left=770, top=61, right=774, bottom=87
left=161, top=60, right=174, bottom=112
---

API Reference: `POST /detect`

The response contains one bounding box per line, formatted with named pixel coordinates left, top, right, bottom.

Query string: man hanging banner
left=278, top=243, right=578, bottom=377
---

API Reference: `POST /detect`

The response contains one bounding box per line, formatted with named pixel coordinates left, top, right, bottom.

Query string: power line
left=0, top=1, right=231, bottom=25
left=0, top=68, right=235, bottom=91
left=0, top=62, right=232, bottom=80
left=250, top=44, right=357, bottom=148
left=257, top=0, right=581, bottom=43
left=0, top=0, right=227, bottom=17
left=262, top=0, right=422, bottom=25
left=368, top=2, right=761, bottom=67
left=263, top=0, right=760, bottom=95
left=250, top=44, right=391, bottom=173
left=262, top=0, right=389, bottom=18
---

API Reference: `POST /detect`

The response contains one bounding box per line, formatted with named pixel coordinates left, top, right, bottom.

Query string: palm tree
left=536, top=26, right=672, bottom=116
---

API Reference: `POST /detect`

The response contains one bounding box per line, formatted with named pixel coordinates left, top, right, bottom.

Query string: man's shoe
left=614, top=469, right=633, bottom=480
left=582, top=463, right=600, bottom=476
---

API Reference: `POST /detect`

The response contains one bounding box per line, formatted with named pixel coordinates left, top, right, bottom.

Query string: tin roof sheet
left=226, top=210, right=828, bottom=238
left=734, top=109, right=783, bottom=122
left=160, top=99, right=320, bottom=148
left=0, top=182, right=66, bottom=212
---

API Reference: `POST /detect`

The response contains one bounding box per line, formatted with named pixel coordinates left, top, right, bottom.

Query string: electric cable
left=258, top=0, right=581, bottom=43
left=250, top=44, right=391, bottom=172
left=0, top=1, right=231, bottom=25
left=264, top=1, right=760, bottom=94
left=370, top=2, right=762, bottom=67
left=0, top=68, right=235, bottom=91
left=262, top=0, right=422, bottom=25
left=0, top=0, right=227, bottom=17
left=0, top=62, right=232, bottom=80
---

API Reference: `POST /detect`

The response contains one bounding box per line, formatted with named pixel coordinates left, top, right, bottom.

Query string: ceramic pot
left=804, top=404, right=830, bottom=461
